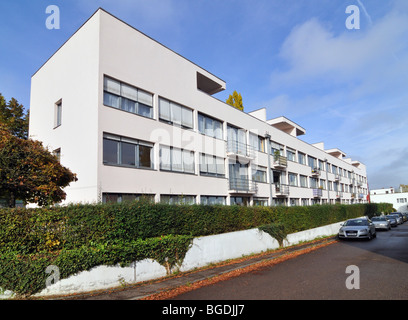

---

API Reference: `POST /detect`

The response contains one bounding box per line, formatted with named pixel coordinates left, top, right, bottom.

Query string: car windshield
left=344, top=219, right=368, bottom=226
left=372, top=217, right=386, bottom=221
left=386, top=216, right=396, bottom=220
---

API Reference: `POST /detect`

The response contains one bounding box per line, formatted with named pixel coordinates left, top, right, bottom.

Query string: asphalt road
left=171, top=222, right=408, bottom=300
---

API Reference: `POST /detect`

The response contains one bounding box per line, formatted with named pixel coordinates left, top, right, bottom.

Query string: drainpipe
left=325, top=158, right=330, bottom=204
left=265, top=133, right=273, bottom=206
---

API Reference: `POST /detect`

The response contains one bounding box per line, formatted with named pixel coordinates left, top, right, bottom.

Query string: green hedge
left=0, top=201, right=394, bottom=296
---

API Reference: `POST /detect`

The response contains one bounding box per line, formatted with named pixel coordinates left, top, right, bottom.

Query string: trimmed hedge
left=0, top=201, right=394, bottom=296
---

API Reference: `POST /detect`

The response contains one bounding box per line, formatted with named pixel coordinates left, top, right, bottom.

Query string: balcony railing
left=272, top=155, right=288, bottom=169
left=334, top=174, right=342, bottom=181
left=313, top=188, right=323, bottom=198
left=275, top=184, right=289, bottom=197
left=228, top=177, right=257, bottom=193
left=226, top=140, right=255, bottom=159
left=311, top=167, right=321, bottom=176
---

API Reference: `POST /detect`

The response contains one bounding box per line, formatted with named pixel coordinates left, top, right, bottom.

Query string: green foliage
left=258, top=223, right=287, bottom=246
left=0, top=201, right=393, bottom=296
left=0, top=126, right=77, bottom=207
left=0, top=93, right=29, bottom=139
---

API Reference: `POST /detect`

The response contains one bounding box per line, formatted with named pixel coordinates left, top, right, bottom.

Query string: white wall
left=370, top=193, right=408, bottom=213
left=27, top=220, right=343, bottom=298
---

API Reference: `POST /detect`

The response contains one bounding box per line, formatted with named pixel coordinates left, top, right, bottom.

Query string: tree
left=0, top=125, right=77, bottom=207
left=0, top=93, right=29, bottom=139
left=226, top=90, right=244, bottom=111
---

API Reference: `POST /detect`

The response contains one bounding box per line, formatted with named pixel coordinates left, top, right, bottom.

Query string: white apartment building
left=29, top=8, right=369, bottom=207
left=370, top=188, right=408, bottom=213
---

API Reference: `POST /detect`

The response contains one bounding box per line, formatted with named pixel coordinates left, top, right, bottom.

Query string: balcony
left=358, top=193, right=364, bottom=199
left=226, top=140, right=255, bottom=161
left=334, top=174, right=342, bottom=181
left=272, top=155, right=288, bottom=170
left=275, top=184, right=289, bottom=197
left=313, top=188, right=323, bottom=198
left=311, top=167, right=321, bottom=176
left=336, top=192, right=343, bottom=199
left=228, top=178, right=257, bottom=194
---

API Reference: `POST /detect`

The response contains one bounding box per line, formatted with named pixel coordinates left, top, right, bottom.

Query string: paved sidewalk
left=52, top=236, right=337, bottom=300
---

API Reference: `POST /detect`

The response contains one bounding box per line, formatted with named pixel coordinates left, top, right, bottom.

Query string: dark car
left=392, top=212, right=407, bottom=223
left=386, top=215, right=398, bottom=227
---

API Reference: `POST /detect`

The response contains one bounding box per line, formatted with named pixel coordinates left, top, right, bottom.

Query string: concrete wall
left=27, top=220, right=344, bottom=298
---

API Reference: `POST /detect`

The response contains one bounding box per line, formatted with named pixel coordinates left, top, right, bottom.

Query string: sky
left=0, top=0, right=407, bottom=190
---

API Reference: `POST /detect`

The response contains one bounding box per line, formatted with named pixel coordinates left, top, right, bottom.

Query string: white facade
left=370, top=192, right=408, bottom=213
left=29, top=8, right=369, bottom=207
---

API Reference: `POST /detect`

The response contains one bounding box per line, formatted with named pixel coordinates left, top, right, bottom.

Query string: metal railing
left=313, top=188, right=323, bottom=197
left=228, top=177, right=257, bottom=193
left=275, top=184, right=289, bottom=196
left=273, top=155, right=288, bottom=168
left=226, top=140, right=255, bottom=158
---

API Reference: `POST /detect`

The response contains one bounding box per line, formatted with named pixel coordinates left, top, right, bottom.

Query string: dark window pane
left=104, top=92, right=121, bottom=109
left=138, top=103, right=153, bottom=118
left=121, top=97, right=136, bottom=113
left=103, top=139, right=119, bottom=164
left=139, top=145, right=152, bottom=168
left=121, top=142, right=136, bottom=166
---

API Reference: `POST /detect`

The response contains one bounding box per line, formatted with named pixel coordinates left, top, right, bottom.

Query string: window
left=198, top=113, right=223, bottom=139
left=320, top=179, right=326, bottom=190
left=103, top=76, right=153, bottom=118
left=230, top=196, right=250, bottom=206
left=161, top=195, right=196, bottom=205
left=103, top=134, right=154, bottom=169
left=332, top=165, right=338, bottom=175
left=252, top=166, right=267, bottom=183
left=290, top=198, right=300, bottom=206
left=288, top=172, right=298, bottom=187
left=200, top=153, right=225, bottom=177
left=271, top=141, right=283, bottom=156
left=300, top=175, right=308, bottom=188
left=160, top=146, right=195, bottom=174
left=54, top=100, right=62, bottom=128
left=201, top=196, right=226, bottom=205
left=298, top=152, right=306, bottom=165
left=53, top=148, right=61, bottom=162
left=102, top=193, right=154, bottom=203
left=309, top=177, right=318, bottom=188
left=159, top=98, right=193, bottom=129
left=249, top=133, right=265, bottom=152
left=308, top=156, right=317, bottom=169
left=254, top=198, right=268, bottom=206
left=286, top=148, right=296, bottom=162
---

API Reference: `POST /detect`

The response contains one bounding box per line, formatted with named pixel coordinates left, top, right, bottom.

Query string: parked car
left=385, top=215, right=398, bottom=227
left=389, top=213, right=403, bottom=224
left=392, top=212, right=406, bottom=223
left=371, top=216, right=391, bottom=230
left=338, top=218, right=376, bottom=240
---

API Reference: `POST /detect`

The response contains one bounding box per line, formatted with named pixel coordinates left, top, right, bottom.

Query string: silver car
left=338, top=218, right=377, bottom=240
left=371, top=216, right=391, bottom=231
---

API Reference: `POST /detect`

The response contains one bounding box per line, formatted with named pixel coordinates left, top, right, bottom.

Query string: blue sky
left=1, top=0, right=407, bottom=190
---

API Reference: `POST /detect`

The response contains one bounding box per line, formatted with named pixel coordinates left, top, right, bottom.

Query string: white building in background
left=29, top=8, right=369, bottom=207
left=370, top=188, right=408, bottom=213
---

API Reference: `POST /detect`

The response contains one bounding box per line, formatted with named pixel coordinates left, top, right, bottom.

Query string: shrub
left=0, top=201, right=392, bottom=296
